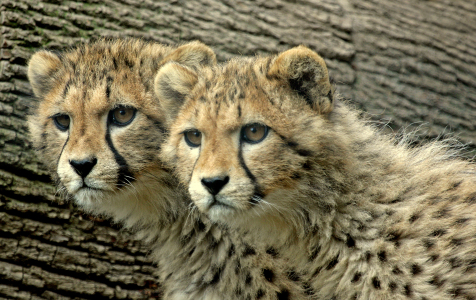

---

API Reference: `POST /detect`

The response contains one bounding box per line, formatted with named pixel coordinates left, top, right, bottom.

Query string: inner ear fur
left=162, top=41, right=217, bottom=70
left=27, top=50, right=63, bottom=99
left=267, top=46, right=334, bottom=114
left=154, top=62, right=198, bottom=120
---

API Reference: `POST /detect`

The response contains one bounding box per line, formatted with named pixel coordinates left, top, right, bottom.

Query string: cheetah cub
left=159, top=46, right=476, bottom=299
left=28, top=39, right=309, bottom=300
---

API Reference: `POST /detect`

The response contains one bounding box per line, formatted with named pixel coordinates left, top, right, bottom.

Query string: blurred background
left=1, top=0, right=475, bottom=299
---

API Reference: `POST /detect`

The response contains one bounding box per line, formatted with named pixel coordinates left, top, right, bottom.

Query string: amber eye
left=184, top=130, right=202, bottom=147
left=53, top=114, right=70, bottom=131
left=241, top=123, right=268, bottom=144
left=110, top=106, right=136, bottom=126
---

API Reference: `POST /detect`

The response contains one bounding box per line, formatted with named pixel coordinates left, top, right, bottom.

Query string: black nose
left=70, top=158, right=97, bottom=178
left=201, top=176, right=230, bottom=196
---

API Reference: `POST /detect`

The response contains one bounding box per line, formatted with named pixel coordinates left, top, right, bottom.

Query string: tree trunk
left=1, top=0, right=475, bottom=298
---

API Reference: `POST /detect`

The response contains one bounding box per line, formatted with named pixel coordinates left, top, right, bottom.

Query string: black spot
left=455, top=218, right=470, bottom=225
left=403, top=284, right=412, bottom=296
left=266, top=247, right=279, bottom=257
left=62, top=79, right=71, bottom=98
left=237, top=105, right=242, bottom=118
left=276, top=289, right=290, bottom=300
left=450, top=238, right=464, bottom=246
left=262, top=268, right=274, bottom=282
left=429, top=275, right=444, bottom=287
left=351, top=272, right=361, bottom=283
left=302, top=161, right=313, bottom=170
left=106, top=76, right=114, bottom=99
left=434, top=207, right=451, bottom=219
left=242, top=244, right=256, bottom=257
left=392, top=266, right=403, bottom=275
left=196, top=219, right=206, bottom=231
left=326, top=255, right=339, bottom=270
left=346, top=234, right=356, bottom=248
left=410, top=263, right=422, bottom=275
left=235, top=288, right=242, bottom=296
left=228, top=244, right=235, bottom=257
left=423, top=238, right=435, bottom=249
left=372, top=277, right=381, bottom=289
left=431, top=229, right=447, bottom=237
left=256, top=289, right=265, bottom=299
left=286, top=270, right=300, bottom=282
left=125, top=58, right=134, bottom=68
left=209, top=266, right=223, bottom=285
left=290, top=172, right=301, bottom=180
left=188, top=246, right=195, bottom=257
left=389, top=281, right=397, bottom=292
left=297, top=149, right=313, bottom=157
left=377, top=251, right=387, bottom=262
left=449, top=257, right=462, bottom=269
left=386, top=231, right=402, bottom=247
left=449, top=180, right=462, bottom=190
left=409, top=213, right=420, bottom=223
left=365, top=251, right=373, bottom=262
left=308, top=245, right=321, bottom=261
left=448, top=287, right=463, bottom=298
left=465, top=193, right=476, bottom=204
left=245, top=272, right=252, bottom=285
left=287, top=141, right=299, bottom=148
left=428, top=254, right=439, bottom=262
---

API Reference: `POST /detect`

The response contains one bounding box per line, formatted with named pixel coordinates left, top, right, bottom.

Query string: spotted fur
left=28, top=39, right=310, bottom=299
left=160, top=46, right=476, bottom=299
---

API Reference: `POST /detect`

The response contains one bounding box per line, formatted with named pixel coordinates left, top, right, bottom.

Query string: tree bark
left=1, top=0, right=475, bottom=298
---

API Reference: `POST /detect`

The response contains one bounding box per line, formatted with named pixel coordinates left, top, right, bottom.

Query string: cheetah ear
left=154, top=62, right=198, bottom=120
left=27, top=50, right=63, bottom=99
left=267, top=46, right=334, bottom=114
left=162, top=41, right=217, bottom=70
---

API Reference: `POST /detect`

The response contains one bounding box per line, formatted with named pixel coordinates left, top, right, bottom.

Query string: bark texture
left=1, top=0, right=475, bottom=299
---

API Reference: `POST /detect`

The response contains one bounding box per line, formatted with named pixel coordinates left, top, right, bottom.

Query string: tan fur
left=28, top=39, right=310, bottom=299
left=161, top=46, right=476, bottom=299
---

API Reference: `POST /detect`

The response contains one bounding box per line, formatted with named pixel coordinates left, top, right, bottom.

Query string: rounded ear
left=154, top=62, right=198, bottom=120
left=27, top=50, right=63, bottom=99
left=162, top=41, right=217, bottom=70
left=267, top=46, right=333, bottom=114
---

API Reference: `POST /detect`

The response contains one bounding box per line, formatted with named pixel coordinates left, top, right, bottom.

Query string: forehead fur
left=179, top=55, right=316, bottom=135
left=60, top=39, right=171, bottom=95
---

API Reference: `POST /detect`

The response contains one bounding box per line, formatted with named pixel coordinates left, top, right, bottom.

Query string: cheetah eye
left=184, top=130, right=202, bottom=147
left=110, top=106, right=136, bottom=126
left=53, top=114, right=70, bottom=131
left=241, top=123, right=268, bottom=144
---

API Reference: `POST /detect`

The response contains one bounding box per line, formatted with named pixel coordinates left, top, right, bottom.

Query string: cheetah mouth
left=207, top=196, right=235, bottom=210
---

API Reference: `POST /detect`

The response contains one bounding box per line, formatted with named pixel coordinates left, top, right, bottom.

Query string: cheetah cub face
left=28, top=39, right=216, bottom=219
left=159, top=46, right=334, bottom=225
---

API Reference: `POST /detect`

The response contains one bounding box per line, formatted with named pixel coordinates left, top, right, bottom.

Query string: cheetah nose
left=69, top=158, right=98, bottom=178
left=201, top=176, right=230, bottom=196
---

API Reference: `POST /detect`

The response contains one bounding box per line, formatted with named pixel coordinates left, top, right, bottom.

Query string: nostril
left=201, top=176, right=230, bottom=196
left=69, top=158, right=97, bottom=178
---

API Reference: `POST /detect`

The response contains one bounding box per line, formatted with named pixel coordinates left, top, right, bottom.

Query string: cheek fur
left=243, top=140, right=305, bottom=194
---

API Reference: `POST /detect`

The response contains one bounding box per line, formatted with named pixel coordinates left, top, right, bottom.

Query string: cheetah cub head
left=159, top=46, right=336, bottom=227
left=28, top=39, right=216, bottom=224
